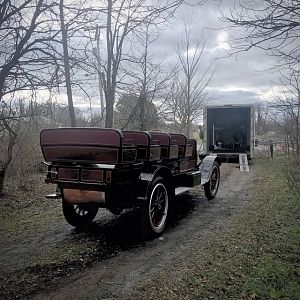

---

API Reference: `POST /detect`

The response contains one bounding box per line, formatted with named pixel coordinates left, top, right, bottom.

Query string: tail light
left=81, top=169, right=103, bottom=182
left=46, top=167, right=111, bottom=184
left=58, top=168, right=79, bottom=180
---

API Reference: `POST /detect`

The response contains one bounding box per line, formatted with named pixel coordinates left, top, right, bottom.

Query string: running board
left=175, top=187, right=192, bottom=196
left=239, top=154, right=249, bottom=172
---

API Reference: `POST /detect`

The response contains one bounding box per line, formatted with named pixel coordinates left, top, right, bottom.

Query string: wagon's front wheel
left=204, top=161, right=220, bottom=200
left=62, top=199, right=99, bottom=229
left=140, top=177, right=169, bottom=239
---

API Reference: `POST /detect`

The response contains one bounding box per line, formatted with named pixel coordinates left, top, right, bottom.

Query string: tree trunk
left=0, top=166, right=5, bottom=196
left=98, top=70, right=105, bottom=118
left=186, top=120, right=191, bottom=138
left=186, top=80, right=191, bottom=138
left=296, top=93, right=299, bottom=155
left=105, top=91, right=114, bottom=128
left=59, top=0, right=76, bottom=127
left=105, top=0, right=113, bottom=128
left=94, top=25, right=105, bottom=119
left=0, top=118, right=17, bottom=195
left=139, top=94, right=146, bottom=131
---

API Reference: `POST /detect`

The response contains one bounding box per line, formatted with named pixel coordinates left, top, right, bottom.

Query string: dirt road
left=0, top=163, right=254, bottom=299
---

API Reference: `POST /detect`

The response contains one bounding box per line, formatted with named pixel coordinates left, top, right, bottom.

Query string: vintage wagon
left=40, top=128, right=221, bottom=238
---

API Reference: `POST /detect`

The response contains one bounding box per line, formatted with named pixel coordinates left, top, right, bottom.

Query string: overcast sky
left=71, top=0, right=280, bottom=113
left=150, top=0, right=279, bottom=106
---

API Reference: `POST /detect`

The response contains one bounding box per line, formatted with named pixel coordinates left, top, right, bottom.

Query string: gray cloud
left=151, top=0, right=281, bottom=103
left=207, top=89, right=262, bottom=105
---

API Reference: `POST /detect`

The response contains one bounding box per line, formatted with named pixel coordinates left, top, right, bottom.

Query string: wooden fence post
left=269, top=140, right=274, bottom=159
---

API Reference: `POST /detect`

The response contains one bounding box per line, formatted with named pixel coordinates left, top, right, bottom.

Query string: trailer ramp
left=239, top=154, right=249, bottom=172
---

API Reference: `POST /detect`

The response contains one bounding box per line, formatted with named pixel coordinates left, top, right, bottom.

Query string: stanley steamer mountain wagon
left=40, top=128, right=221, bottom=238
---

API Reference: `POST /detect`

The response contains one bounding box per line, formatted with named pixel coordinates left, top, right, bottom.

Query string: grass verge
left=129, top=157, right=300, bottom=299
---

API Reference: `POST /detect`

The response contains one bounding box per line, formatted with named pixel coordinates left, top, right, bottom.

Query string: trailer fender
left=137, top=166, right=174, bottom=203
left=200, top=155, right=220, bottom=185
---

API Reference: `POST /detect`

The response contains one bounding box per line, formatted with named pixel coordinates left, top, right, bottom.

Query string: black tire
left=204, top=161, right=220, bottom=200
left=140, top=176, right=169, bottom=239
left=62, top=199, right=99, bottom=228
left=108, top=207, right=123, bottom=215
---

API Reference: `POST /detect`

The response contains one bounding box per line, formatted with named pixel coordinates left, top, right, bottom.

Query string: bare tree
left=0, top=0, right=60, bottom=195
left=54, top=0, right=105, bottom=127
left=222, top=0, right=299, bottom=161
left=114, top=93, right=159, bottom=130
left=94, top=0, right=185, bottom=128
left=0, top=0, right=59, bottom=100
left=163, top=26, right=213, bottom=137
left=59, top=0, right=76, bottom=126
left=270, top=68, right=300, bottom=155
left=268, top=65, right=300, bottom=195
left=222, top=0, right=300, bottom=70
left=33, top=0, right=101, bottom=127
left=92, top=25, right=106, bottom=121
left=121, top=24, right=175, bottom=131
left=0, top=95, right=42, bottom=195
left=255, top=102, right=269, bottom=136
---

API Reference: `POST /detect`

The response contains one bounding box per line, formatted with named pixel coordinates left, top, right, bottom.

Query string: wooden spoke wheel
left=204, top=161, right=220, bottom=200
left=140, top=176, right=169, bottom=239
left=62, top=199, right=99, bottom=229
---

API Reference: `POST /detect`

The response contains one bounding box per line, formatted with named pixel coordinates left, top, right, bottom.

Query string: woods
left=224, top=0, right=300, bottom=155
left=223, top=0, right=299, bottom=194
left=0, top=0, right=206, bottom=194
left=1, top=0, right=299, bottom=195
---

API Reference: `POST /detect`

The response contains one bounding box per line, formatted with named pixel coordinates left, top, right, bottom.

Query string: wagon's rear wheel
left=204, top=161, right=220, bottom=200
left=62, top=199, right=99, bottom=229
left=140, top=176, right=169, bottom=239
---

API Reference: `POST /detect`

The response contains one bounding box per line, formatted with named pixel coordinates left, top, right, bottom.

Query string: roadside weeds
left=128, top=157, right=300, bottom=299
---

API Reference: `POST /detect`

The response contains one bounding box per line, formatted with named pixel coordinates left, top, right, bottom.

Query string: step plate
left=175, top=187, right=192, bottom=196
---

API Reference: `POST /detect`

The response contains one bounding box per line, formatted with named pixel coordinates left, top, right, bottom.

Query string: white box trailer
left=202, top=105, right=255, bottom=160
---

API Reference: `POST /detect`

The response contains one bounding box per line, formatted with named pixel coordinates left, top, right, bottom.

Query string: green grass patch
left=130, top=157, right=300, bottom=299
left=0, top=173, right=62, bottom=240
left=0, top=200, right=62, bottom=241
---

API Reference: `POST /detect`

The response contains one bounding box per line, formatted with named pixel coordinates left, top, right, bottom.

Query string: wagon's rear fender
left=137, top=166, right=174, bottom=203
left=200, top=155, right=221, bottom=185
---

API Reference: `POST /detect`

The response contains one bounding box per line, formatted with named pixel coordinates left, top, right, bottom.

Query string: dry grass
left=128, top=157, right=300, bottom=299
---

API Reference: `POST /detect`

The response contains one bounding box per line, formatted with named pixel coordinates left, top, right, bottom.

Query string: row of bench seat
left=122, top=131, right=195, bottom=162
left=40, top=128, right=197, bottom=164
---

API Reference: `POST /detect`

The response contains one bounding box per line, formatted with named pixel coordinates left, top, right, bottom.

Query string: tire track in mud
left=31, top=164, right=254, bottom=300
left=0, top=209, right=121, bottom=272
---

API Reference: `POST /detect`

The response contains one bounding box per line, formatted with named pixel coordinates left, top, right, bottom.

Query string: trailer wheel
left=140, top=176, right=169, bottom=239
left=204, top=161, right=220, bottom=200
left=62, top=199, right=99, bottom=229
